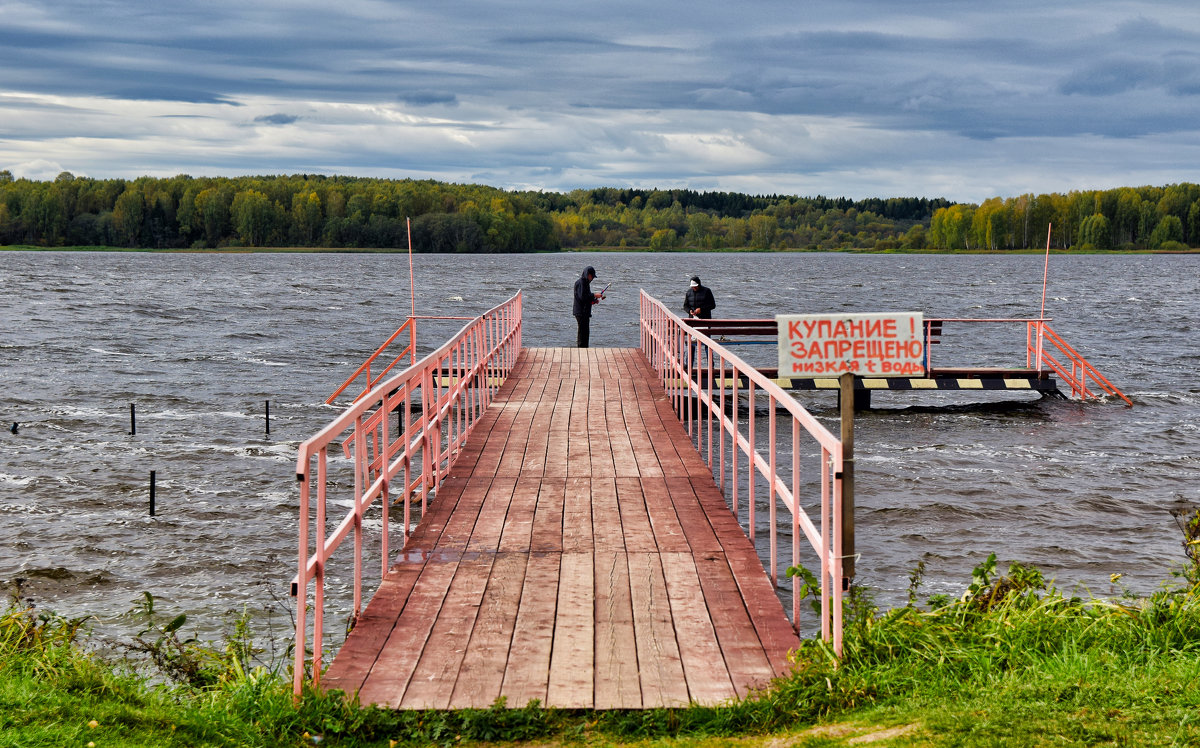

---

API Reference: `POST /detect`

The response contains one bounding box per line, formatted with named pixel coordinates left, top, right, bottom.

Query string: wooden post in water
left=130, top=403, right=136, bottom=435
left=149, top=470, right=156, bottom=516
left=265, top=399, right=271, bottom=435
left=839, top=372, right=855, bottom=585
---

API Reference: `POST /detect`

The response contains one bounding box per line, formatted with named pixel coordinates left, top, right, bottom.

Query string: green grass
left=6, top=522, right=1200, bottom=747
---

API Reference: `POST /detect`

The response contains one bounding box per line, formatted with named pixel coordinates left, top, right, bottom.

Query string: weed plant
left=4, top=509, right=1200, bottom=746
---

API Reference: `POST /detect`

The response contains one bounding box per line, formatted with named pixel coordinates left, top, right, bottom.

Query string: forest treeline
left=0, top=171, right=945, bottom=251
left=0, top=169, right=1196, bottom=251
left=929, top=183, right=1200, bottom=251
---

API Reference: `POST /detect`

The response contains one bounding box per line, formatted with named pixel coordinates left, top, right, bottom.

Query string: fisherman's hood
left=581, top=266, right=596, bottom=280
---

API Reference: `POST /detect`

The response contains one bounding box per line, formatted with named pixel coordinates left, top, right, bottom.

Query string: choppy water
left=2, top=250, right=1198, bottom=652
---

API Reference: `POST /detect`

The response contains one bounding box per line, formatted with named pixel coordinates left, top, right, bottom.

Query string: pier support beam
left=839, top=373, right=856, bottom=585
left=835, top=380, right=870, bottom=411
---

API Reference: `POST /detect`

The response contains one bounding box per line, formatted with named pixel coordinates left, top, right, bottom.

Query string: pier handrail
left=922, top=317, right=1129, bottom=405
left=640, top=291, right=845, bottom=654
left=1028, top=321, right=1132, bottom=406
left=291, top=291, right=522, bottom=697
left=325, top=318, right=418, bottom=404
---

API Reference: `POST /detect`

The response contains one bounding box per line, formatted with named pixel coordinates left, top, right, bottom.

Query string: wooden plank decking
left=322, top=347, right=799, bottom=709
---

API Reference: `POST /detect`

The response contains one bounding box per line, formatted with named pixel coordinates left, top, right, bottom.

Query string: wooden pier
left=321, top=347, right=799, bottom=709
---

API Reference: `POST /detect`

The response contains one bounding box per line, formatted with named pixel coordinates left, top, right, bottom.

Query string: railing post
left=381, top=389, right=391, bottom=581
left=421, top=367, right=431, bottom=511
left=748, top=380, right=756, bottom=541
left=1032, top=319, right=1041, bottom=374
left=700, top=345, right=710, bottom=468
left=403, top=391, right=412, bottom=541
left=717, top=353, right=725, bottom=495
left=792, top=420, right=800, bottom=632
left=352, top=415, right=364, bottom=622
left=313, top=447, right=327, bottom=687
left=731, top=372, right=739, bottom=517
left=768, top=399, right=777, bottom=586
left=294, top=467, right=309, bottom=699
left=821, top=447, right=831, bottom=643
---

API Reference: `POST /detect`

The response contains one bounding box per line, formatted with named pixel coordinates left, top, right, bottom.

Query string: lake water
left=2, top=250, right=1197, bottom=653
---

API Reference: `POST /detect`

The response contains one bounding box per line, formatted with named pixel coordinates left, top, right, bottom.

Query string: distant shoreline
left=3, top=244, right=1198, bottom=255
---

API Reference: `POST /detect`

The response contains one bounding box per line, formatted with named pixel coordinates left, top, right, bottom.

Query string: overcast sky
left=3, top=1, right=1200, bottom=203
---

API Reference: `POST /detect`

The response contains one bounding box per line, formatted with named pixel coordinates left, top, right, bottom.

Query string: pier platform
left=320, top=348, right=799, bottom=709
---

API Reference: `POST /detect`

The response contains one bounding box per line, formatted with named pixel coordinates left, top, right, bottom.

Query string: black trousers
left=575, top=314, right=590, bottom=348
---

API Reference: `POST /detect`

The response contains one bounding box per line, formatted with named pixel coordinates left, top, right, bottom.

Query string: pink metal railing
left=640, top=291, right=844, bottom=654
left=1027, top=321, right=1132, bottom=406
left=325, top=318, right=418, bottom=404
left=292, top=291, right=522, bottom=696
left=923, top=317, right=1129, bottom=406
left=923, top=317, right=1051, bottom=372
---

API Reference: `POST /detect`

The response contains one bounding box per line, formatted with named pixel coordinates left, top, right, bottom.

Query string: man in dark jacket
left=683, top=276, right=716, bottom=319
left=573, top=265, right=603, bottom=347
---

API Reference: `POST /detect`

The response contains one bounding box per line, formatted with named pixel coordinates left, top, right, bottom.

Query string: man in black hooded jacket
left=684, top=275, right=716, bottom=319
left=572, top=266, right=603, bottom=347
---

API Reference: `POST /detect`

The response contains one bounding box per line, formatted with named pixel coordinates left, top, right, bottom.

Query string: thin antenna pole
left=1039, top=222, right=1052, bottom=321
left=407, top=217, right=416, bottom=318
left=1036, top=222, right=1051, bottom=372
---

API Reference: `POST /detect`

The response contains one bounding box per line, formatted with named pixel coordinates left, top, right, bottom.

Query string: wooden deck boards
left=324, top=347, right=799, bottom=710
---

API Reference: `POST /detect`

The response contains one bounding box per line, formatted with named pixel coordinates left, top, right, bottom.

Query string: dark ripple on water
left=2, top=250, right=1198, bottom=650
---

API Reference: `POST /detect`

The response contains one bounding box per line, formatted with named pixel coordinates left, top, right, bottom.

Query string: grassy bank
left=5, top=516, right=1200, bottom=747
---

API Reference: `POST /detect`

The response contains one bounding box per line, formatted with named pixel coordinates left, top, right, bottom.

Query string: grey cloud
left=398, top=91, right=458, bottom=107
left=105, top=86, right=238, bottom=105
left=4, top=1, right=1200, bottom=199
left=1060, top=58, right=1161, bottom=96
left=254, top=113, right=299, bottom=125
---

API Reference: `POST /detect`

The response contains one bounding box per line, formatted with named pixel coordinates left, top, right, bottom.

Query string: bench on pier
left=684, top=318, right=778, bottom=339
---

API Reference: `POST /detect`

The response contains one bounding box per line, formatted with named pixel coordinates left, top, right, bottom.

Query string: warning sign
left=777, top=312, right=925, bottom=377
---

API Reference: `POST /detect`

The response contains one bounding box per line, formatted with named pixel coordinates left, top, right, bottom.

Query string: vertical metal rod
left=1037, top=222, right=1051, bottom=372
left=768, top=399, right=777, bottom=586
left=839, top=372, right=856, bottom=583
left=294, top=469, right=309, bottom=699
left=381, top=387, right=390, bottom=582
left=265, top=399, right=271, bottom=435
left=313, top=448, right=327, bottom=687
left=407, top=217, right=416, bottom=319
left=748, top=380, right=756, bottom=541
left=792, top=419, right=800, bottom=632
left=149, top=470, right=156, bottom=516
left=130, top=403, right=136, bottom=435
left=718, top=353, right=726, bottom=496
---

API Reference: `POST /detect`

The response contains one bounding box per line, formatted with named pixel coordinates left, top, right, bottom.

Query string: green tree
left=1149, top=215, right=1184, bottom=249
left=1113, top=189, right=1143, bottom=246
left=1077, top=213, right=1111, bottom=250
left=231, top=190, right=276, bottom=247
left=193, top=187, right=230, bottom=247
left=900, top=223, right=927, bottom=249
left=411, top=212, right=483, bottom=252
left=291, top=191, right=323, bottom=245
left=748, top=214, right=778, bottom=249
left=930, top=204, right=974, bottom=249
left=971, top=198, right=1008, bottom=250
left=111, top=188, right=145, bottom=247
left=648, top=228, right=678, bottom=251
left=1188, top=201, right=1200, bottom=246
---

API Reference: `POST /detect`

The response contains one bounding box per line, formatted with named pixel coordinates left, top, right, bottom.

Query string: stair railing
left=1028, top=321, right=1132, bottom=406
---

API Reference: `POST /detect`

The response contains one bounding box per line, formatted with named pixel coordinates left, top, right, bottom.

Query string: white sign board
left=777, top=312, right=925, bottom=378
